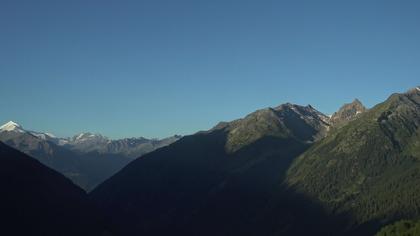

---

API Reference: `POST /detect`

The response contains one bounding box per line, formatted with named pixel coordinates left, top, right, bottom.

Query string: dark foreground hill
left=0, top=142, right=111, bottom=236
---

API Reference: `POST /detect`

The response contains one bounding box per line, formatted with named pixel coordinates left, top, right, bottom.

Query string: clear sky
left=1, top=0, right=419, bottom=139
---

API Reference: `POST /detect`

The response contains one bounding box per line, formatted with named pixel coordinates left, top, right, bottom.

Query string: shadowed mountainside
left=0, top=141, right=112, bottom=236
left=90, top=103, right=348, bottom=235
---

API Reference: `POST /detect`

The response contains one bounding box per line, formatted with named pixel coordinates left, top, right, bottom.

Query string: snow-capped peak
left=0, top=121, right=58, bottom=141
left=71, top=132, right=109, bottom=143
left=0, top=121, right=25, bottom=133
left=45, top=132, right=56, bottom=138
left=74, top=132, right=100, bottom=140
left=30, top=131, right=57, bottom=140
left=76, top=132, right=86, bottom=140
left=416, top=86, right=420, bottom=92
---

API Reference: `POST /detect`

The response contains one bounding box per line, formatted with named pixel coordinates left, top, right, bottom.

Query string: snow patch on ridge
left=0, top=121, right=25, bottom=133
left=30, top=131, right=57, bottom=140
left=76, top=133, right=86, bottom=140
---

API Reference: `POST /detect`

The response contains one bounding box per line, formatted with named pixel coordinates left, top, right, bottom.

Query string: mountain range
left=89, top=96, right=374, bottom=235
left=0, top=121, right=180, bottom=190
left=64, top=132, right=181, bottom=158
left=90, top=86, right=420, bottom=236
left=2, top=86, right=419, bottom=235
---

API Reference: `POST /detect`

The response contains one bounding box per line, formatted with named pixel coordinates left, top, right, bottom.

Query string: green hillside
left=376, top=220, right=420, bottom=236
left=287, top=88, right=420, bottom=231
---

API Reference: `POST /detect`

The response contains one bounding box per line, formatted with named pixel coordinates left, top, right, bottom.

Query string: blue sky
left=1, top=0, right=419, bottom=138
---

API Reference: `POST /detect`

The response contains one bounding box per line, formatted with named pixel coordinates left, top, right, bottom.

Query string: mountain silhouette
left=0, top=141, right=112, bottom=235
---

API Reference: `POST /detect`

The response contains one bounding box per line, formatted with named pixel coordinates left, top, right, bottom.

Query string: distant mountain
left=0, top=141, right=110, bottom=235
left=0, top=121, right=179, bottom=191
left=0, top=122, right=131, bottom=191
left=65, top=132, right=181, bottom=158
left=330, top=98, right=367, bottom=127
left=0, top=121, right=25, bottom=133
left=0, top=121, right=69, bottom=144
left=90, top=103, right=335, bottom=236
left=286, top=87, right=420, bottom=234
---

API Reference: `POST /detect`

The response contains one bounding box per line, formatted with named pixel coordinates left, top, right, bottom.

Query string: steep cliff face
left=330, top=98, right=367, bottom=127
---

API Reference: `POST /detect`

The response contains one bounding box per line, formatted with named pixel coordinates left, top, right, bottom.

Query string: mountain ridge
left=0, top=121, right=181, bottom=158
left=90, top=86, right=420, bottom=236
left=286, top=87, right=420, bottom=234
left=90, top=102, right=337, bottom=235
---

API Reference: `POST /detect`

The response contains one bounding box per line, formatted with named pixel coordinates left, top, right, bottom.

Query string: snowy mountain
left=0, top=121, right=179, bottom=190
left=65, top=132, right=181, bottom=158
left=0, top=121, right=181, bottom=159
left=0, top=121, right=71, bottom=145
left=0, top=121, right=25, bottom=133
